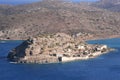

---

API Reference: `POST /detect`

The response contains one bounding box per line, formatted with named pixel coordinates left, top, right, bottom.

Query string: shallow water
left=0, top=38, right=120, bottom=80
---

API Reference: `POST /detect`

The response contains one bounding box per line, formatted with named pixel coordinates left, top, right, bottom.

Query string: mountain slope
left=0, top=0, right=120, bottom=40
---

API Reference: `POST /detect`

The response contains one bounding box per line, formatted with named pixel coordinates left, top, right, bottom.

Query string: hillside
left=0, top=0, right=120, bottom=40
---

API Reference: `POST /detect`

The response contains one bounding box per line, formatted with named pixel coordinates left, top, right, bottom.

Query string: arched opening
left=58, top=57, right=62, bottom=62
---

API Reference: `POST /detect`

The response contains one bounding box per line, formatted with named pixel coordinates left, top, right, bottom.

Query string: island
left=7, top=33, right=113, bottom=64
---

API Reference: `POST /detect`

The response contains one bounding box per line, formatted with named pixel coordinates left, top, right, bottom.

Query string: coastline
left=59, top=48, right=115, bottom=63
left=70, top=35, right=119, bottom=63
left=84, top=34, right=120, bottom=42
left=60, top=48, right=115, bottom=65
left=9, top=48, right=115, bottom=64
left=7, top=33, right=117, bottom=64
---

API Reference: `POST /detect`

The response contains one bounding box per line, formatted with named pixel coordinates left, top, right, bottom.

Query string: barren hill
left=0, top=0, right=120, bottom=40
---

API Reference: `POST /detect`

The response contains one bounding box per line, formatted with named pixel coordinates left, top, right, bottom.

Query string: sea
left=0, top=38, right=120, bottom=80
left=0, top=0, right=99, bottom=5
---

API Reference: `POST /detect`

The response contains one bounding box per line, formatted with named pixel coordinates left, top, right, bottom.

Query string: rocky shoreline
left=7, top=33, right=114, bottom=64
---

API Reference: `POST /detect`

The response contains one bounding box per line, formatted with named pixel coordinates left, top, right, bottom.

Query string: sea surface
left=0, top=38, right=120, bottom=80
left=0, top=0, right=99, bottom=5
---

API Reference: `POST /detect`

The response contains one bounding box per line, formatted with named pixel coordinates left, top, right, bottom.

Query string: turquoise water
left=0, top=38, right=120, bottom=80
left=0, top=0, right=99, bottom=5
